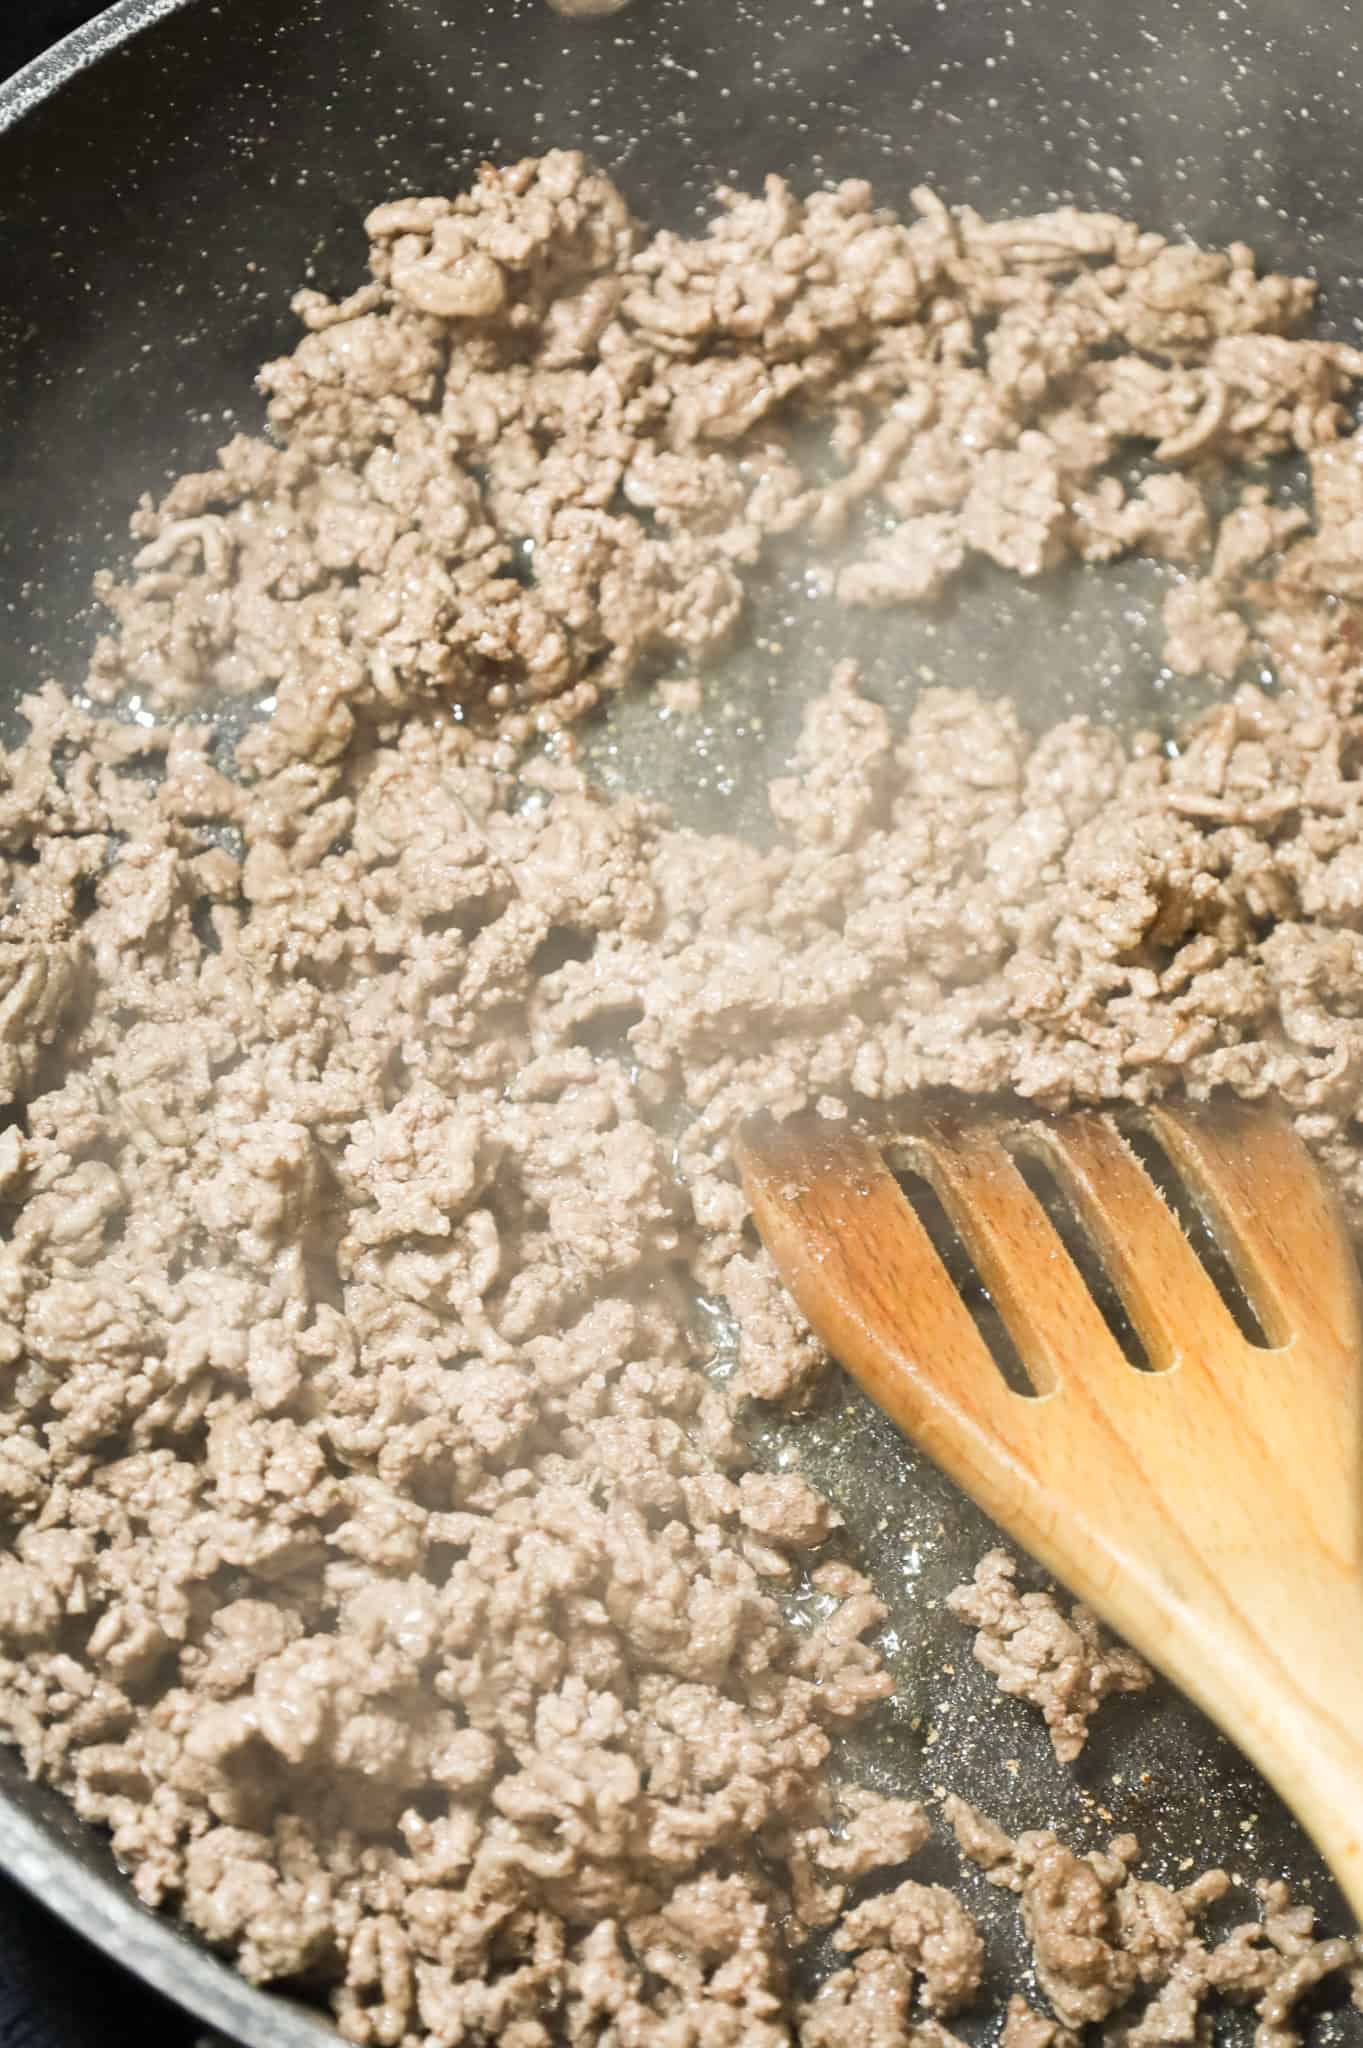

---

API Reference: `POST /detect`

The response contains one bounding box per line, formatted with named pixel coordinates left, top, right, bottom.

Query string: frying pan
left=3, top=3, right=1363, bottom=2042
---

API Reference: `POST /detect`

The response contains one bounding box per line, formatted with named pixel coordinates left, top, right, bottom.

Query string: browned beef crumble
left=947, top=1550, right=1152, bottom=1762
left=5, top=156, right=1363, bottom=2044
left=946, top=1799, right=1363, bottom=2048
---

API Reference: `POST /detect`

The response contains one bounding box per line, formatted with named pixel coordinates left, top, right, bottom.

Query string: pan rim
left=0, top=0, right=193, bottom=133
left=1, top=21, right=346, bottom=2047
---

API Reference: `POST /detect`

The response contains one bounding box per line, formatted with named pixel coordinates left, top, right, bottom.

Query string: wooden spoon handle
left=737, top=1108, right=1363, bottom=1928
left=1244, top=1692, right=1363, bottom=1928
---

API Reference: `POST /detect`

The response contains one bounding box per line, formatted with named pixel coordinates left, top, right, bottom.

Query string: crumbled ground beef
left=87, top=151, right=1363, bottom=775
left=947, top=1549, right=1151, bottom=1760
left=833, top=1877, right=984, bottom=2013
left=947, top=1798, right=1363, bottom=2048
left=6, top=158, right=1363, bottom=2043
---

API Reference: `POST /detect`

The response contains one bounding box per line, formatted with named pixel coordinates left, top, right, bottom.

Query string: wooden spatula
left=736, top=1099, right=1363, bottom=1922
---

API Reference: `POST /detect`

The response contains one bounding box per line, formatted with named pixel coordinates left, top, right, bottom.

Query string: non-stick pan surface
left=3, top=4, right=1363, bottom=2043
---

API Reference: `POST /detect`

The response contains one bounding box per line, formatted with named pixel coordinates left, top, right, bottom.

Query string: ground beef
left=947, top=1798, right=1363, bottom=2048
left=6, top=160, right=1363, bottom=2045
left=947, top=1549, right=1151, bottom=1760
left=87, top=151, right=1363, bottom=771
left=801, top=1951, right=970, bottom=2048
left=833, top=1878, right=984, bottom=2013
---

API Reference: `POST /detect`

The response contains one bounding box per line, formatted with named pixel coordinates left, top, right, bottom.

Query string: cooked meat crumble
left=946, top=1798, right=1363, bottom=2048
left=4, top=154, right=1363, bottom=2044
left=947, top=1550, right=1152, bottom=1762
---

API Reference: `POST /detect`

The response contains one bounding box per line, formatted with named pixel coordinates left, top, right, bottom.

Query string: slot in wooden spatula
left=736, top=1100, right=1363, bottom=1922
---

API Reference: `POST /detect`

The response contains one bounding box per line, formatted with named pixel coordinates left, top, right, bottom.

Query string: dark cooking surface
left=3, top=3, right=1363, bottom=2046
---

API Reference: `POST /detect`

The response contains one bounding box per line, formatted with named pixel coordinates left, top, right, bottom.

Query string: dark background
left=0, top=31, right=195, bottom=2048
